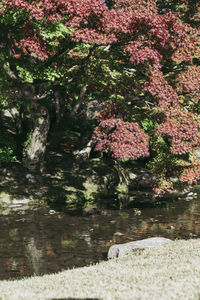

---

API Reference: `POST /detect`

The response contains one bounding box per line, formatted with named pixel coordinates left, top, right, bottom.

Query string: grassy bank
left=0, top=239, right=200, bottom=300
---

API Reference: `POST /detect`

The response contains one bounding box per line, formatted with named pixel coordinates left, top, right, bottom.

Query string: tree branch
left=3, top=63, right=21, bottom=81
left=70, top=83, right=88, bottom=118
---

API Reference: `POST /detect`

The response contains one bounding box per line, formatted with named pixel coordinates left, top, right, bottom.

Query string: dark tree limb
left=70, top=83, right=88, bottom=118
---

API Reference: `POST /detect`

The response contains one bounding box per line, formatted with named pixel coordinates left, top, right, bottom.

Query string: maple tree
left=0, top=0, right=200, bottom=196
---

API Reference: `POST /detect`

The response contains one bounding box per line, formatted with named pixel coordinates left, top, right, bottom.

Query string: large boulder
left=107, top=237, right=172, bottom=259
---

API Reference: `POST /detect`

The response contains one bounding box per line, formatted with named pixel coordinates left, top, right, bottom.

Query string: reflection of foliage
left=45, top=188, right=86, bottom=209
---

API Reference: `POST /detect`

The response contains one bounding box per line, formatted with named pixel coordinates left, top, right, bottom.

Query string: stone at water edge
left=107, top=237, right=173, bottom=259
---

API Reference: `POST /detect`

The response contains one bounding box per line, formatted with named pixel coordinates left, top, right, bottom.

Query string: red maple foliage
left=96, top=103, right=128, bottom=122
left=144, top=70, right=179, bottom=108
left=93, top=118, right=149, bottom=160
left=175, top=65, right=200, bottom=94
left=179, top=163, right=200, bottom=184
left=156, top=109, right=200, bottom=155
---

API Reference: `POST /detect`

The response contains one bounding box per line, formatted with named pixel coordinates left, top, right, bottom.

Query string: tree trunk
left=70, top=83, right=88, bottom=118
left=54, top=89, right=64, bottom=127
left=22, top=104, right=50, bottom=172
left=73, top=138, right=95, bottom=161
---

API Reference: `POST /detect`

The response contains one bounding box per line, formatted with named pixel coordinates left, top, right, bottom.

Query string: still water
left=0, top=198, right=200, bottom=280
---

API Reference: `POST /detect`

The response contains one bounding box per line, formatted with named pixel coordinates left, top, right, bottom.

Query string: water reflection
left=0, top=198, right=200, bottom=280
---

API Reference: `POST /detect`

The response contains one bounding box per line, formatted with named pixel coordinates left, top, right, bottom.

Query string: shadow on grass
left=51, top=298, right=100, bottom=300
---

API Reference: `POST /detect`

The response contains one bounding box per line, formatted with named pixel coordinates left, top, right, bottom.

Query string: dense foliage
left=0, top=0, right=200, bottom=196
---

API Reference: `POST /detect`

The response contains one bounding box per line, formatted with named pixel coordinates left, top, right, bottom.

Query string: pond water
left=0, top=197, right=200, bottom=280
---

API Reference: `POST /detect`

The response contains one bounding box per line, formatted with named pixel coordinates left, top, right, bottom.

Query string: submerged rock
left=107, top=237, right=172, bottom=259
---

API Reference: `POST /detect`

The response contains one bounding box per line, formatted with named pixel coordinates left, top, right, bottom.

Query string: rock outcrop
left=107, top=237, right=173, bottom=259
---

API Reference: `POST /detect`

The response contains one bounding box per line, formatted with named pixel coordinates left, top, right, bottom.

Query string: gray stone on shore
left=107, top=237, right=173, bottom=259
